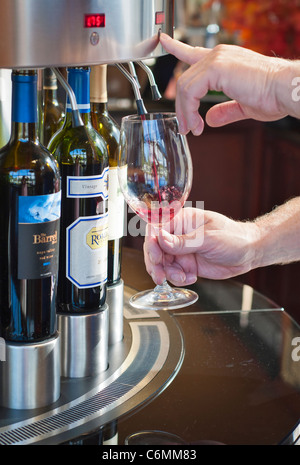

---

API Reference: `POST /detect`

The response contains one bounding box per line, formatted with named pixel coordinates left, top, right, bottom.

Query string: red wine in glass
left=118, top=112, right=198, bottom=310
left=129, top=186, right=184, bottom=225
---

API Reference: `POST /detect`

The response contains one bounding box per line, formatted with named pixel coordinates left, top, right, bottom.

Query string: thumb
left=206, top=100, right=248, bottom=127
left=158, top=228, right=203, bottom=255
left=160, top=33, right=210, bottom=65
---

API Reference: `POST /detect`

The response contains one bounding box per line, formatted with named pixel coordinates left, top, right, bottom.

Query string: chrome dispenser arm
left=128, top=62, right=141, bottom=89
left=137, top=61, right=162, bottom=101
left=115, top=63, right=147, bottom=116
left=51, top=68, right=83, bottom=128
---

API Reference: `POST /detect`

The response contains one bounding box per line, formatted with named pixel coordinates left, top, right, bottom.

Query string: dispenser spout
left=128, top=62, right=141, bottom=89
left=115, top=63, right=147, bottom=116
left=137, top=60, right=162, bottom=101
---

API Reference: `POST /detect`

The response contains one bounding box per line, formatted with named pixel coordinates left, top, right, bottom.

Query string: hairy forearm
left=252, top=197, right=300, bottom=268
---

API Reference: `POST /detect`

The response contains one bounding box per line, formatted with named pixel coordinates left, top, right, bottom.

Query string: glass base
left=129, top=281, right=199, bottom=310
left=125, top=430, right=186, bottom=445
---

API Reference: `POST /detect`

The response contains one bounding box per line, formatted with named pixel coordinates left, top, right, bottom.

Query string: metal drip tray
left=0, top=286, right=184, bottom=445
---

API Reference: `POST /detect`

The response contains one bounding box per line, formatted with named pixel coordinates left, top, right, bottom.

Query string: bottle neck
left=11, top=121, right=39, bottom=141
left=44, top=88, right=58, bottom=105
left=43, top=68, right=59, bottom=103
left=90, top=101, right=108, bottom=115
left=66, top=67, right=91, bottom=121
left=90, top=64, right=108, bottom=113
left=64, top=109, right=91, bottom=127
left=10, top=70, right=39, bottom=141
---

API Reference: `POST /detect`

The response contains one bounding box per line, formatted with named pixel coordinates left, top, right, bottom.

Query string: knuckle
left=209, top=44, right=228, bottom=67
left=175, top=234, right=185, bottom=251
left=178, top=80, right=192, bottom=102
left=176, top=73, right=185, bottom=92
left=212, top=43, right=227, bottom=55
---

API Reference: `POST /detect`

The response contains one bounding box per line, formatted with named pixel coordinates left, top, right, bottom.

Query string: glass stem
left=154, top=280, right=170, bottom=292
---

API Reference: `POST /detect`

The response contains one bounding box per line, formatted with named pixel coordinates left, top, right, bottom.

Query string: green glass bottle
left=90, top=64, right=124, bottom=285
left=41, top=68, right=65, bottom=147
left=48, top=66, right=108, bottom=313
left=0, top=69, right=61, bottom=342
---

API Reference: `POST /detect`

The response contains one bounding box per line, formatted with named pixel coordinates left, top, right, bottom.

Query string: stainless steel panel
left=57, top=304, right=109, bottom=378
left=0, top=333, right=60, bottom=410
left=0, top=0, right=174, bottom=68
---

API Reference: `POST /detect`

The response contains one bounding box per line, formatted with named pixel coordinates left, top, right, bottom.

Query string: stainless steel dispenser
left=0, top=0, right=174, bottom=409
left=0, top=0, right=173, bottom=69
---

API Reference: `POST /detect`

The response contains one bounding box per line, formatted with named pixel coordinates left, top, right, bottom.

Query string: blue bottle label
left=11, top=73, right=37, bottom=123
left=18, top=192, right=61, bottom=279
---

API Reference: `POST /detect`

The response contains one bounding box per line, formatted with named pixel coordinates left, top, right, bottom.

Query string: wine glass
left=124, top=430, right=187, bottom=445
left=118, top=112, right=198, bottom=310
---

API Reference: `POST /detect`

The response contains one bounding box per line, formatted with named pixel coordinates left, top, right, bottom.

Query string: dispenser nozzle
left=137, top=61, right=162, bottom=101
left=115, top=63, right=147, bottom=116
left=128, top=62, right=141, bottom=89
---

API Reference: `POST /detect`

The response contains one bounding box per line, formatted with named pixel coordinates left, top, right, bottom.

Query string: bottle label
left=18, top=192, right=61, bottom=279
left=108, top=166, right=126, bottom=240
left=67, top=167, right=108, bottom=199
left=66, top=213, right=108, bottom=288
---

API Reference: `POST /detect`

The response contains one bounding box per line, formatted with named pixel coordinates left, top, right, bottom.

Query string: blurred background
left=113, top=0, right=300, bottom=325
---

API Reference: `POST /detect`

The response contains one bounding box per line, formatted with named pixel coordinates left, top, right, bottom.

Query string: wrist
left=251, top=218, right=276, bottom=269
left=247, top=221, right=265, bottom=270
left=276, top=60, right=300, bottom=119
left=252, top=197, right=300, bottom=268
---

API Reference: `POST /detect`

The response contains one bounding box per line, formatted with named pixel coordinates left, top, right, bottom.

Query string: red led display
left=155, top=11, right=165, bottom=24
left=84, top=14, right=106, bottom=28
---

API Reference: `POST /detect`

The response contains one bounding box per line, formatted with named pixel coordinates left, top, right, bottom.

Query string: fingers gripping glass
left=118, top=113, right=198, bottom=310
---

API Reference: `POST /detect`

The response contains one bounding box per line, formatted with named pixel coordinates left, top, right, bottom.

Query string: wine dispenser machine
left=0, top=0, right=174, bottom=410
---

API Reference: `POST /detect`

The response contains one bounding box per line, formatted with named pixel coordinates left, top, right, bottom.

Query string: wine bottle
left=48, top=66, right=109, bottom=313
left=41, top=68, right=65, bottom=146
left=90, top=64, right=124, bottom=285
left=0, top=69, right=61, bottom=342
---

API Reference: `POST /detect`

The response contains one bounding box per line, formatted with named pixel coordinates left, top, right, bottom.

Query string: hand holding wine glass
left=118, top=112, right=198, bottom=310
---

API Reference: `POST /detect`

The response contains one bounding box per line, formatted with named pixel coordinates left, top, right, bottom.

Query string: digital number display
left=155, top=11, right=165, bottom=24
left=84, top=14, right=106, bottom=28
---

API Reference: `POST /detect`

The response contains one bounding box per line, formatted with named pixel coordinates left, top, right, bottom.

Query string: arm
left=144, top=198, right=300, bottom=286
left=253, top=196, right=300, bottom=267
left=160, top=33, right=300, bottom=135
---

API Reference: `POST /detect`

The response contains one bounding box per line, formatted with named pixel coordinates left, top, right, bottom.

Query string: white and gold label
left=66, top=213, right=108, bottom=288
